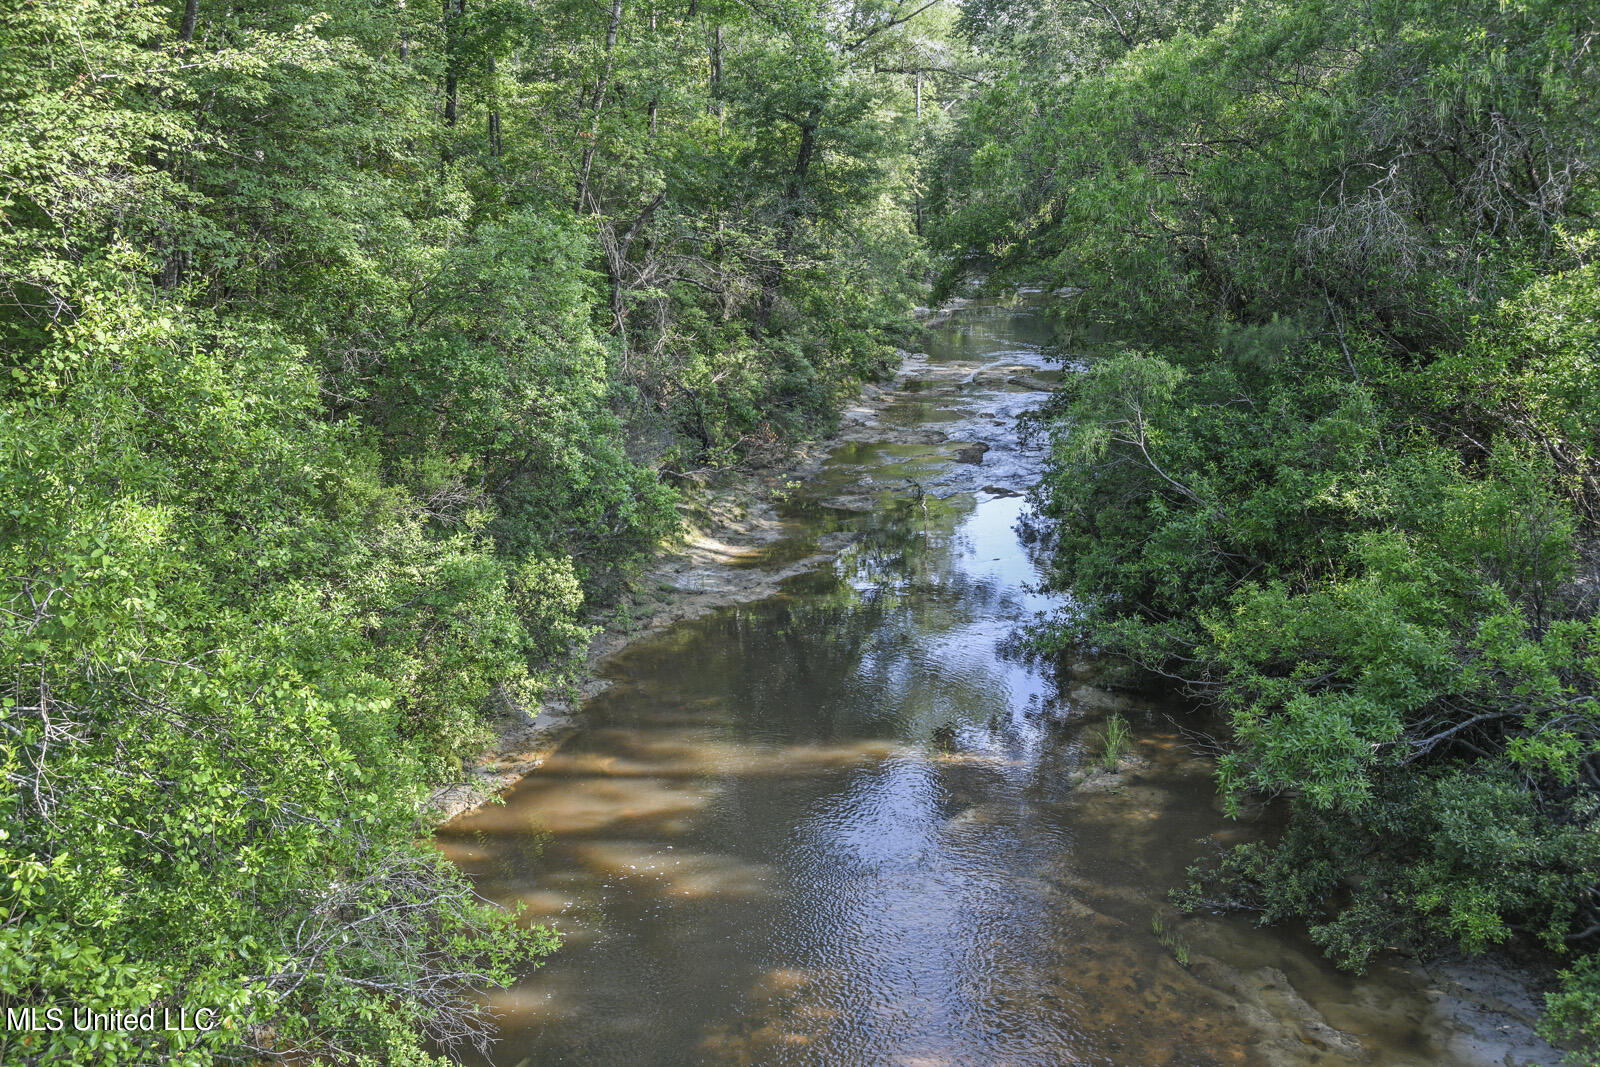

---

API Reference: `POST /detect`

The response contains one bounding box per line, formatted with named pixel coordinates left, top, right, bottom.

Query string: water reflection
left=441, top=300, right=1466, bottom=1066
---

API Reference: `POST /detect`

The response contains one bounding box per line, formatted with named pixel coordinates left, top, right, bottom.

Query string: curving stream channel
left=438, top=298, right=1543, bottom=1066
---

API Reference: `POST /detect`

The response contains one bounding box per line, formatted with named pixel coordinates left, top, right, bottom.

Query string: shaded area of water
left=441, top=299, right=1465, bottom=1066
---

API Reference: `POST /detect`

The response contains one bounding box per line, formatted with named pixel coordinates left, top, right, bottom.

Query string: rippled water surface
left=440, top=299, right=1471, bottom=1066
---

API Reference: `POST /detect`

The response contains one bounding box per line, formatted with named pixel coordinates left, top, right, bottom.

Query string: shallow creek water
left=439, top=299, right=1501, bottom=1066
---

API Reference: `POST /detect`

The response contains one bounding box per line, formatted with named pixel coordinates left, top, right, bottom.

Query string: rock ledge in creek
left=1188, top=957, right=1370, bottom=1062
left=951, top=441, right=990, bottom=464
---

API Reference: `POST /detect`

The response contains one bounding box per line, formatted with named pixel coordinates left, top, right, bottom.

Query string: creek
left=439, top=297, right=1539, bottom=1066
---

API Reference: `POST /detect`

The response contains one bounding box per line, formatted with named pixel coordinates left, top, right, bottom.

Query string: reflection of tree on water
left=627, top=493, right=1057, bottom=748
left=924, top=303, right=1064, bottom=365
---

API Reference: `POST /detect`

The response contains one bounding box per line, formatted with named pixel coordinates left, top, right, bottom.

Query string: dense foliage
left=930, top=0, right=1600, bottom=1054
left=0, top=0, right=941, bottom=1061
left=10, top=0, right=1596, bottom=1055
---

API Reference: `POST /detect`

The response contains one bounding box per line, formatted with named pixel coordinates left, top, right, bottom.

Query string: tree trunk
left=443, top=0, right=463, bottom=129
left=756, top=105, right=823, bottom=331
left=608, top=191, right=668, bottom=346
left=914, top=70, right=923, bottom=234
left=647, top=5, right=658, bottom=134
left=710, top=25, right=723, bottom=119
left=178, top=0, right=199, bottom=43
left=575, top=0, right=626, bottom=211
left=488, top=54, right=501, bottom=155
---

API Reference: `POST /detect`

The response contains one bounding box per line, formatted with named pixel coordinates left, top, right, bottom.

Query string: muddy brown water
left=439, top=299, right=1495, bottom=1066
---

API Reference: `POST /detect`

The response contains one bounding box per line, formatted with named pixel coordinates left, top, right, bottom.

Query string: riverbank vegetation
left=0, top=0, right=946, bottom=1061
left=927, top=0, right=1600, bottom=1055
